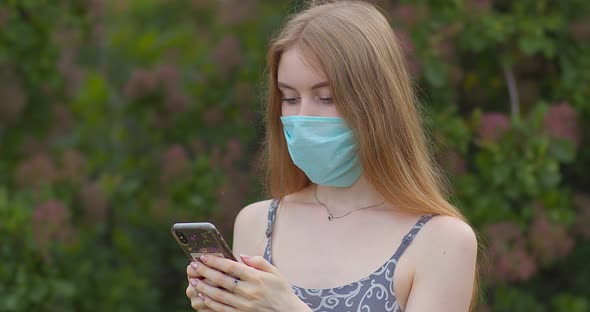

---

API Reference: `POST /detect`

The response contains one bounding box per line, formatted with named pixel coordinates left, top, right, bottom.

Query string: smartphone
left=171, top=222, right=237, bottom=262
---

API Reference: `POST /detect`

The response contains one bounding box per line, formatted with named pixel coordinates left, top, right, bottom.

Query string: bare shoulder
left=232, top=199, right=274, bottom=258
left=403, top=215, right=478, bottom=311
left=419, top=215, right=478, bottom=253
left=234, top=199, right=273, bottom=229
left=414, top=215, right=478, bottom=267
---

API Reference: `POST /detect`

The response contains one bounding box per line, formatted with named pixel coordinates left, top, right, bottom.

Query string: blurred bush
left=0, top=0, right=588, bottom=311
left=387, top=0, right=590, bottom=310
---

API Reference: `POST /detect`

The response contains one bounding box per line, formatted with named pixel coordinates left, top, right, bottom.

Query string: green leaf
left=71, top=71, right=110, bottom=127
left=423, top=58, right=449, bottom=88
left=548, top=138, right=576, bottom=163
left=552, top=293, right=590, bottom=312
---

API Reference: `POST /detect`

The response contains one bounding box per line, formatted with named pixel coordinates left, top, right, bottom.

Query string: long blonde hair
left=262, top=0, right=478, bottom=309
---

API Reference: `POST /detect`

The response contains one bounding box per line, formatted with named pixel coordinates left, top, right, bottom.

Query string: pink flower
left=509, top=247, right=537, bottom=281
left=394, top=28, right=414, bottom=55
left=60, top=149, right=88, bottom=185
left=433, top=39, right=455, bottom=61
left=123, top=68, right=159, bottom=99
left=438, top=150, right=466, bottom=176
left=164, top=89, right=189, bottom=114
left=32, top=200, right=77, bottom=257
left=477, top=112, right=510, bottom=142
left=218, top=0, right=257, bottom=25
left=393, top=28, right=421, bottom=78
left=15, top=153, right=59, bottom=189
left=57, top=47, right=85, bottom=98
left=529, top=206, right=574, bottom=265
left=211, top=36, right=243, bottom=77
left=160, top=144, right=190, bottom=185
left=432, top=23, right=462, bottom=62
left=155, top=64, right=182, bottom=91
left=483, top=221, right=537, bottom=284
left=544, top=101, right=581, bottom=147
left=154, top=63, right=190, bottom=114
left=390, top=4, right=430, bottom=27
left=86, top=0, right=105, bottom=39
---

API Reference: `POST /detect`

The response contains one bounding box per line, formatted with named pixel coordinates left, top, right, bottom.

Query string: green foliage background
left=0, top=0, right=588, bottom=311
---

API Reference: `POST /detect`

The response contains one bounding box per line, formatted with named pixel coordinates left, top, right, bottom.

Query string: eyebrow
left=277, top=81, right=330, bottom=90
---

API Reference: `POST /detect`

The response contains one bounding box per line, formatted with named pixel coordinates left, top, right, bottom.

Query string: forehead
left=277, top=47, right=327, bottom=87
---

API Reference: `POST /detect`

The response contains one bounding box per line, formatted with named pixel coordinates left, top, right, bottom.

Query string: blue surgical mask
left=280, top=115, right=362, bottom=187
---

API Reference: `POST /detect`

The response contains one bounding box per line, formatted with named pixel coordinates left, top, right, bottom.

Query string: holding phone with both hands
left=171, top=222, right=237, bottom=262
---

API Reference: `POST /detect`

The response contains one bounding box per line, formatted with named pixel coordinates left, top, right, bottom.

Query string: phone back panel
left=171, top=222, right=236, bottom=262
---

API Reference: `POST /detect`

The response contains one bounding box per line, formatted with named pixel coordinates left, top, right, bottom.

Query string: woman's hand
left=186, top=254, right=310, bottom=312
left=186, top=263, right=215, bottom=311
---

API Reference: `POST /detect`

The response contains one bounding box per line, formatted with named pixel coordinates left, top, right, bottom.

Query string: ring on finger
left=230, top=278, right=239, bottom=293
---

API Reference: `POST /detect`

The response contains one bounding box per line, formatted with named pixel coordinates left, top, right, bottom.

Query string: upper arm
left=404, top=216, right=478, bottom=312
left=232, top=199, right=272, bottom=260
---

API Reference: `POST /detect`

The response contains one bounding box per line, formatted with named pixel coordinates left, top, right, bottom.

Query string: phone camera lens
left=175, top=231, right=189, bottom=244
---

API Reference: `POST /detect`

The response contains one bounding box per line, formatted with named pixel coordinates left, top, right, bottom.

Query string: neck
left=313, top=175, right=385, bottom=216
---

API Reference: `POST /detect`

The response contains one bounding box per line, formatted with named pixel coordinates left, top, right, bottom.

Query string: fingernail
left=240, top=254, right=251, bottom=260
left=200, top=255, right=207, bottom=263
left=198, top=292, right=205, bottom=300
left=190, top=279, right=197, bottom=287
left=191, top=262, right=198, bottom=270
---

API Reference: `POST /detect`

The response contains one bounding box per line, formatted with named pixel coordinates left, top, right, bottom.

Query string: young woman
left=185, top=1, right=478, bottom=311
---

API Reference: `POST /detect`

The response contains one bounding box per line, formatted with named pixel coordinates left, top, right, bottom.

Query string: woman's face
left=277, top=47, right=340, bottom=117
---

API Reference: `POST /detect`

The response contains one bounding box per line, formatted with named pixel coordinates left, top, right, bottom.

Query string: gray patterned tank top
left=263, top=198, right=436, bottom=312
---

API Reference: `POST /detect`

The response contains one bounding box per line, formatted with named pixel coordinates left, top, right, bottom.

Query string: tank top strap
left=265, top=198, right=280, bottom=238
left=263, top=199, right=280, bottom=264
left=391, top=214, right=437, bottom=262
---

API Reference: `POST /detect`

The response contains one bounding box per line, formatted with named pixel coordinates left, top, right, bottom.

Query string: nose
left=296, top=96, right=317, bottom=116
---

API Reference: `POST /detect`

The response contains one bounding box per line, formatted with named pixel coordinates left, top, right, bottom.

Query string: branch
left=502, top=64, right=520, bottom=119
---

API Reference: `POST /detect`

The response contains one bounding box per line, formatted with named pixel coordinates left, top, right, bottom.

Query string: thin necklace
left=314, top=184, right=385, bottom=221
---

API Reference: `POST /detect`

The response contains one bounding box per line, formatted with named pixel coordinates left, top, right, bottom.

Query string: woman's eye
left=318, top=97, right=333, bottom=104
left=282, top=97, right=299, bottom=104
